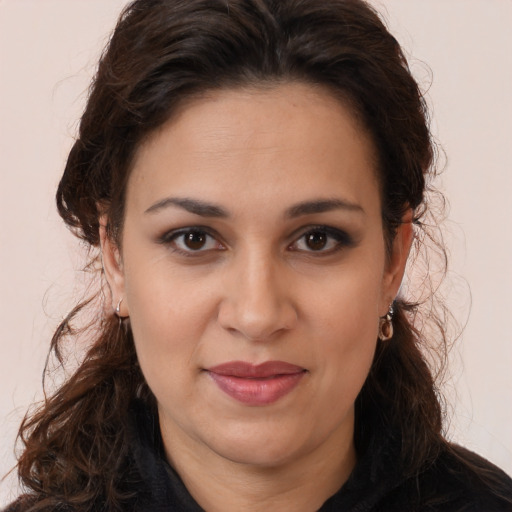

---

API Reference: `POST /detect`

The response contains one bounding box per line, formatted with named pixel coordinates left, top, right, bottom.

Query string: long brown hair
left=16, top=0, right=452, bottom=509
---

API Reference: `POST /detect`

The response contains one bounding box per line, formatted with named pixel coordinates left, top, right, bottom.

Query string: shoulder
left=382, top=444, right=512, bottom=511
left=433, top=444, right=512, bottom=506
left=1, top=496, right=35, bottom=512
left=1, top=495, right=73, bottom=512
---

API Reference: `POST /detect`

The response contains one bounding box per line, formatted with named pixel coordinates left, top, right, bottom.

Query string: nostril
left=217, top=298, right=298, bottom=341
left=216, top=257, right=298, bottom=340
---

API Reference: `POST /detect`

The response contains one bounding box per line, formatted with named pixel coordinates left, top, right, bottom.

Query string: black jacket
left=5, top=401, right=512, bottom=511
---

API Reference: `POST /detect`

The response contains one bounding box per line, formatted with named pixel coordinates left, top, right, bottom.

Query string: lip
left=206, top=361, right=306, bottom=406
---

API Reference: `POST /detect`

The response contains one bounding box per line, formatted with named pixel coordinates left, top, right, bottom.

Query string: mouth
left=206, top=361, right=307, bottom=406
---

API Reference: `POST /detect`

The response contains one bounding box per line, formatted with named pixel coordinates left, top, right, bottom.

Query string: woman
left=4, top=0, right=512, bottom=510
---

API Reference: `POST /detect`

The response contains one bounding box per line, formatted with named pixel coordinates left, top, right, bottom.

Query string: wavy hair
left=15, top=0, right=453, bottom=509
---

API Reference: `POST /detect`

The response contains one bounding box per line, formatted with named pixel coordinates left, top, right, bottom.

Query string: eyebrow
left=284, top=198, right=364, bottom=218
left=144, top=197, right=228, bottom=217
left=144, top=196, right=364, bottom=218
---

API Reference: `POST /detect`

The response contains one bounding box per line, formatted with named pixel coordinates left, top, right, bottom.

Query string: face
left=102, top=83, right=411, bottom=470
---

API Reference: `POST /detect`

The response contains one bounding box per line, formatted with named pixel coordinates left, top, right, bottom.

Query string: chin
left=205, top=421, right=316, bottom=468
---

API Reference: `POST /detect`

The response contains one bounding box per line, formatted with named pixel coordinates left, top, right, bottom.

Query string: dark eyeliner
left=156, top=226, right=211, bottom=245
left=155, top=226, right=224, bottom=259
left=310, top=226, right=354, bottom=246
left=291, top=225, right=357, bottom=253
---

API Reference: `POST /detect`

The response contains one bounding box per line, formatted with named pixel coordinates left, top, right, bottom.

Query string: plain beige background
left=1, top=0, right=511, bottom=504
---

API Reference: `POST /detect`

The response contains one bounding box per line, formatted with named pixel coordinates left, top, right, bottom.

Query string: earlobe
left=380, top=209, right=414, bottom=314
left=99, top=217, right=127, bottom=316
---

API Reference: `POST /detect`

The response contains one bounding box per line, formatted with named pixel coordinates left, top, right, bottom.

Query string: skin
left=101, top=83, right=413, bottom=511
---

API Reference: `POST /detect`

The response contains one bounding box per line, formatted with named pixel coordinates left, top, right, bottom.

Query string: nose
left=217, top=249, right=298, bottom=341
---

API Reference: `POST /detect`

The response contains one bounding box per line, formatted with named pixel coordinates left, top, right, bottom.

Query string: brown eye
left=305, top=231, right=328, bottom=251
left=184, top=231, right=207, bottom=250
left=290, top=226, right=354, bottom=254
left=161, top=228, right=223, bottom=254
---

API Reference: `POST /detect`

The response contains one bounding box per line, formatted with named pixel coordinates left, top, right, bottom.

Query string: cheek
left=305, top=257, right=383, bottom=391
left=307, top=260, right=383, bottom=340
left=122, top=258, right=217, bottom=394
left=124, top=241, right=214, bottom=332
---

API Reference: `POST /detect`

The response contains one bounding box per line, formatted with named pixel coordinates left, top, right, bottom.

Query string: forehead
left=128, top=82, right=380, bottom=217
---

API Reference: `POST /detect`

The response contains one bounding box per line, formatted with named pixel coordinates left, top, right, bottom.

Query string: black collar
left=127, top=400, right=405, bottom=512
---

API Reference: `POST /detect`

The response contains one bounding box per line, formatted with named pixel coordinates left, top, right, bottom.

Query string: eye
left=290, top=226, right=353, bottom=254
left=160, top=228, right=224, bottom=254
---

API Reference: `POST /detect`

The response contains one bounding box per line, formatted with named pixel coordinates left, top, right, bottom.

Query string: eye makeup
left=155, top=222, right=357, bottom=261
left=289, top=225, right=356, bottom=255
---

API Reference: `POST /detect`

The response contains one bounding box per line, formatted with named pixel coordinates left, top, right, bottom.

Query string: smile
left=206, top=361, right=307, bottom=406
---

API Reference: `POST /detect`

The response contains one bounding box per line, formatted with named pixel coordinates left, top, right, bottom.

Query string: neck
left=160, top=414, right=357, bottom=512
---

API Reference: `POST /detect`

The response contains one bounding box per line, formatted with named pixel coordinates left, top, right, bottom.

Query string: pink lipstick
left=206, top=361, right=306, bottom=406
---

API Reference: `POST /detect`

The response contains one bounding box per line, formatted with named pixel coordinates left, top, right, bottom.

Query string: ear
left=99, top=216, right=128, bottom=316
left=379, top=209, right=414, bottom=315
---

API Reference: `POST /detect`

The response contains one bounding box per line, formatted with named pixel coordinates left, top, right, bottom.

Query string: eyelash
left=158, top=227, right=225, bottom=257
left=289, top=225, right=355, bottom=254
left=158, top=225, right=354, bottom=257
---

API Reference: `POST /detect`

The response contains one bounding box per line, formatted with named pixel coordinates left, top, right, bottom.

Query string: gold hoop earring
left=378, top=304, right=394, bottom=341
